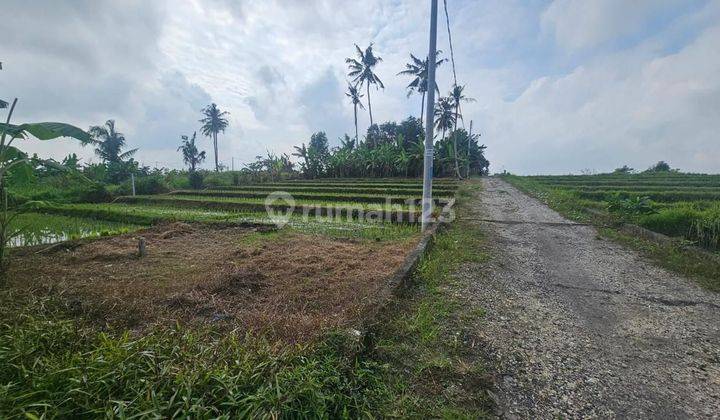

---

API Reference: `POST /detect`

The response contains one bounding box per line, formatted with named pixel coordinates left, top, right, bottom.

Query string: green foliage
left=188, top=170, right=204, bottom=189
left=613, top=165, right=634, bottom=174
left=291, top=118, right=489, bottom=179
left=0, top=122, right=91, bottom=143
left=607, top=194, right=656, bottom=215
left=119, top=174, right=169, bottom=195
left=177, top=132, right=206, bottom=172
left=646, top=160, right=673, bottom=173
left=200, top=103, right=230, bottom=171
left=0, top=311, right=390, bottom=418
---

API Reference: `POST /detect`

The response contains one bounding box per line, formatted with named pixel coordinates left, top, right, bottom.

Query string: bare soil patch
left=6, top=222, right=417, bottom=342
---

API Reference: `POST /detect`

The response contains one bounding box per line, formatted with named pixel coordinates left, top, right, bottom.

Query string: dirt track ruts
left=465, top=177, right=720, bottom=418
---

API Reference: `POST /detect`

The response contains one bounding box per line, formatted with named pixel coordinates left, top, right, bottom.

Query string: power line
left=443, top=0, right=458, bottom=88
left=444, top=0, right=467, bottom=130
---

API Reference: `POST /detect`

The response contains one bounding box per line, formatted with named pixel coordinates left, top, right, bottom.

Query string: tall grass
left=0, top=309, right=390, bottom=418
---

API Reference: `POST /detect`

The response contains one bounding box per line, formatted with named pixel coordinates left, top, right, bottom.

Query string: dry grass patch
left=6, top=222, right=418, bottom=342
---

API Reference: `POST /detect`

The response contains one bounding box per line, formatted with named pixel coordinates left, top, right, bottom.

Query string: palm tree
left=397, top=52, right=445, bottom=125
left=89, top=120, right=138, bottom=163
left=345, top=83, right=365, bottom=142
left=346, top=43, right=384, bottom=127
left=177, top=132, right=206, bottom=172
left=449, top=84, right=475, bottom=178
left=199, top=103, right=230, bottom=171
left=433, top=97, right=455, bottom=141
left=292, top=143, right=309, bottom=178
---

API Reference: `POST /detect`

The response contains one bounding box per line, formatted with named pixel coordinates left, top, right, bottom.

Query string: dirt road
left=466, top=178, right=720, bottom=418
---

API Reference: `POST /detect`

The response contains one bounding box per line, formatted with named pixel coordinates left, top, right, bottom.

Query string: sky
left=2, top=0, right=719, bottom=175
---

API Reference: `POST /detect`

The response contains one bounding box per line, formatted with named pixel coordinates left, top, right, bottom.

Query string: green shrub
left=117, top=174, right=169, bottom=195
left=607, top=194, right=656, bottom=215
left=188, top=171, right=204, bottom=189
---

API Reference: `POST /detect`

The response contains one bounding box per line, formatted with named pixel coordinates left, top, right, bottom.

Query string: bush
left=607, top=194, right=656, bottom=215
left=188, top=171, right=204, bottom=189
left=117, top=174, right=169, bottom=196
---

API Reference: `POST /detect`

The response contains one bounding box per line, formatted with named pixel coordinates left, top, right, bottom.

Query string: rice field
left=8, top=213, right=141, bottom=247
left=507, top=173, right=720, bottom=251
left=19, top=178, right=457, bottom=246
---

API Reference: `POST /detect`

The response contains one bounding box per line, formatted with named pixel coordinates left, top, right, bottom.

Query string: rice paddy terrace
left=14, top=178, right=458, bottom=246
left=507, top=173, right=720, bottom=252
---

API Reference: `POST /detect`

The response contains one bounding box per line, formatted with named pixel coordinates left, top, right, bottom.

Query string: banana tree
left=0, top=98, right=91, bottom=277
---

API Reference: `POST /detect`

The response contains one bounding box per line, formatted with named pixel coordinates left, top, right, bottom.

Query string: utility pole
left=421, top=0, right=439, bottom=232
left=467, top=120, right=473, bottom=178
left=231, top=157, right=235, bottom=171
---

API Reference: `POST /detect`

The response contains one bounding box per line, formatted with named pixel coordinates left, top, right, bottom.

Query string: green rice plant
left=638, top=206, right=700, bottom=238
left=8, top=212, right=141, bottom=247
left=36, top=203, right=422, bottom=241
left=169, top=189, right=446, bottom=206
left=207, top=185, right=456, bottom=197
left=580, top=190, right=720, bottom=203
left=120, top=194, right=414, bottom=211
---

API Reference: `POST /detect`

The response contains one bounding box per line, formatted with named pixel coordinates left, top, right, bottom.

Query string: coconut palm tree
left=199, top=103, right=230, bottom=171
left=397, top=52, right=445, bottom=125
left=345, top=83, right=365, bottom=142
left=177, top=132, right=206, bottom=172
left=449, top=84, right=475, bottom=178
left=88, top=120, right=137, bottom=163
left=433, top=97, right=455, bottom=141
left=346, top=43, right=384, bottom=126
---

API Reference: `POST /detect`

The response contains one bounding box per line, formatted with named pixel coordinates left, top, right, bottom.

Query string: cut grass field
left=0, top=178, right=479, bottom=418
left=503, top=173, right=720, bottom=290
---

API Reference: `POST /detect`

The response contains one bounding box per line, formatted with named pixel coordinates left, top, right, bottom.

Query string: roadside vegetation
left=504, top=167, right=720, bottom=290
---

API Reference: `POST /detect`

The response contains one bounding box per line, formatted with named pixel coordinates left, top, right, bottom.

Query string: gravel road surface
left=466, top=177, right=720, bottom=418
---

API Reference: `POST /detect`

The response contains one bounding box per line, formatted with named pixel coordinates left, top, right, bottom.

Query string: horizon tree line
left=345, top=42, right=480, bottom=179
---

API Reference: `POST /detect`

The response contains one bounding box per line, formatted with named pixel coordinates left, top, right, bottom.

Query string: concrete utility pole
left=467, top=120, right=473, bottom=178
left=421, top=0, right=439, bottom=232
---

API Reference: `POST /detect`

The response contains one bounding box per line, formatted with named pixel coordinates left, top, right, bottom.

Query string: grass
left=504, top=174, right=720, bottom=290
left=370, top=181, right=494, bottom=417
left=0, top=306, right=391, bottom=418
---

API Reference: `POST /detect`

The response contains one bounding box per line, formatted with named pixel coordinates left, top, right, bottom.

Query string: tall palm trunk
left=353, top=103, right=359, bottom=141
left=420, top=91, right=426, bottom=125
left=452, top=107, right=462, bottom=179
left=366, top=83, right=373, bottom=126
left=213, top=132, right=219, bottom=171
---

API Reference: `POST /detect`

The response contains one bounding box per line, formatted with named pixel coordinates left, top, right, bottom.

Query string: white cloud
left=482, top=21, right=720, bottom=174
left=541, top=0, right=693, bottom=51
left=2, top=0, right=719, bottom=174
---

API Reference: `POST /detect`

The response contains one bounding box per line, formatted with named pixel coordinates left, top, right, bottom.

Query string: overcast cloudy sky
left=2, top=0, right=719, bottom=174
